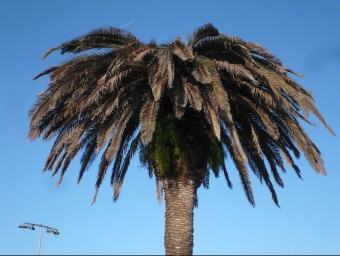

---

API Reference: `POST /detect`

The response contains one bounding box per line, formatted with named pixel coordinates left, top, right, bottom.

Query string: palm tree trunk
left=163, top=179, right=197, bottom=255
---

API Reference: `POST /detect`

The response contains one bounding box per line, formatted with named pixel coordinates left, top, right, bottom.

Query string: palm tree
left=29, top=24, right=334, bottom=255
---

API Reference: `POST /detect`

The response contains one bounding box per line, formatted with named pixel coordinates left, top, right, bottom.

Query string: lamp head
left=46, top=228, right=60, bottom=235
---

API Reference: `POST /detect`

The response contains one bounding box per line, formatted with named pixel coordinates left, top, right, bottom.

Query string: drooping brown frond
left=249, top=124, right=262, bottom=157
left=184, top=79, right=203, bottom=111
left=92, top=153, right=111, bottom=205
left=78, top=132, right=97, bottom=184
left=157, top=47, right=175, bottom=87
left=221, top=162, right=233, bottom=189
left=112, top=133, right=141, bottom=201
left=303, top=98, right=335, bottom=136
left=221, top=130, right=255, bottom=206
left=96, top=118, right=116, bottom=152
left=202, top=97, right=221, bottom=141
left=105, top=106, right=133, bottom=162
left=238, top=95, right=280, bottom=140
left=168, top=79, right=189, bottom=119
left=172, top=38, right=194, bottom=61
left=149, top=74, right=165, bottom=101
left=192, top=57, right=212, bottom=84
left=140, top=100, right=160, bottom=144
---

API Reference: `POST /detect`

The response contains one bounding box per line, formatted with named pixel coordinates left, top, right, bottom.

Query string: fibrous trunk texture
left=164, top=179, right=197, bottom=255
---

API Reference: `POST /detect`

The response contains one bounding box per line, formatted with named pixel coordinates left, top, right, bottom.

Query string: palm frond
left=245, top=146, right=280, bottom=206
left=206, top=61, right=233, bottom=115
left=188, top=23, right=219, bottom=46
left=184, top=79, right=203, bottom=111
left=169, top=80, right=188, bottom=119
left=33, top=66, right=59, bottom=80
left=133, top=46, right=155, bottom=62
left=192, top=57, right=212, bottom=84
left=221, top=162, right=233, bottom=189
left=140, top=100, right=160, bottom=144
left=78, top=132, right=97, bottom=183
left=113, top=133, right=141, bottom=201
left=214, top=60, right=256, bottom=83
left=157, top=47, right=175, bottom=87
left=221, top=130, right=255, bottom=206
left=43, top=27, right=141, bottom=58
left=238, top=95, right=280, bottom=140
left=105, top=106, right=133, bottom=162
left=202, top=100, right=220, bottom=140
left=92, top=153, right=110, bottom=205
left=172, top=38, right=194, bottom=61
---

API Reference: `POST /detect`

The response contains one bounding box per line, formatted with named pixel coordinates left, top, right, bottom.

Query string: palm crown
left=29, top=23, right=334, bottom=207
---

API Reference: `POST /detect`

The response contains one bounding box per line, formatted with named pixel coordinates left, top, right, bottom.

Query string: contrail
left=120, top=21, right=134, bottom=29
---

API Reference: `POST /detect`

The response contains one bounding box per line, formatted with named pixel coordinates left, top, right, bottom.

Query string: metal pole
left=38, top=225, right=42, bottom=256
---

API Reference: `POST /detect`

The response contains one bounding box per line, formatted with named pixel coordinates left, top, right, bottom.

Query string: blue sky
left=1, top=0, right=339, bottom=254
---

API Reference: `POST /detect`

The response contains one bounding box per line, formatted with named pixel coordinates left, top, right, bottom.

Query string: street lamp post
left=18, top=222, right=60, bottom=255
